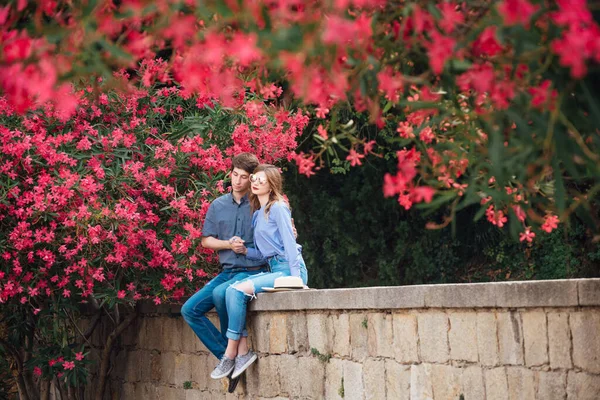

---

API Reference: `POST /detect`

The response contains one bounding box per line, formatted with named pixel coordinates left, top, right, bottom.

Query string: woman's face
left=250, top=171, right=270, bottom=196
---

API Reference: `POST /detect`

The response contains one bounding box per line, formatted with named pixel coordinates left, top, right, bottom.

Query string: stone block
left=547, top=312, right=572, bottom=369
left=121, top=318, right=140, bottom=347
left=157, top=386, right=187, bottom=400
left=506, top=367, right=535, bottom=400
left=536, top=371, right=566, bottom=400
left=161, top=352, right=177, bottom=384
left=140, top=317, right=164, bottom=350
left=249, top=312, right=271, bottom=353
left=349, top=313, right=369, bottom=362
left=190, top=353, right=209, bottom=390
left=477, top=312, right=500, bottom=367
left=430, top=364, right=461, bottom=400
left=363, top=358, right=386, bottom=400
left=134, top=382, right=159, bottom=399
left=123, top=351, right=141, bottom=382
left=325, top=358, right=345, bottom=400
left=578, top=279, right=600, bottom=306
left=150, top=350, right=162, bottom=382
left=392, top=313, right=419, bottom=363
left=298, top=355, right=326, bottom=398
left=417, top=312, right=449, bottom=363
left=330, top=313, right=351, bottom=357
left=286, top=312, right=308, bottom=354
left=496, top=312, right=524, bottom=365
left=307, top=313, right=330, bottom=355
left=410, top=363, right=433, bottom=400
left=343, top=360, right=364, bottom=400
left=448, top=312, right=478, bottom=362
left=181, top=320, right=202, bottom=354
left=521, top=311, right=548, bottom=367
left=278, top=354, right=300, bottom=396
left=494, top=279, right=578, bottom=308
left=173, top=353, right=194, bottom=387
left=571, top=311, right=600, bottom=374
left=460, top=366, right=485, bottom=400
left=269, top=313, right=288, bottom=354
left=367, top=313, right=394, bottom=358
left=485, top=367, right=509, bottom=400
left=384, top=359, right=410, bottom=400
left=250, top=355, right=280, bottom=398
left=121, top=383, right=136, bottom=399
left=566, top=371, right=600, bottom=400
left=162, top=317, right=183, bottom=352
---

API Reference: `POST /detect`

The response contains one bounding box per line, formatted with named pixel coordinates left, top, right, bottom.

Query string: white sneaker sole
left=231, top=353, right=258, bottom=379
left=210, top=365, right=234, bottom=380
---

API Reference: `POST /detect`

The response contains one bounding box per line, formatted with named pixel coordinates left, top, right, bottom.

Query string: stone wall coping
left=139, top=278, right=600, bottom=314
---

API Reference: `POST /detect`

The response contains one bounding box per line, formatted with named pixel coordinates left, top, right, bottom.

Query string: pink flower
left=498, top=0, right=538, bottom=26
left=117, top=290, right=126, bottom=299
left=519, top=228, right=536, bottom=243
left=541, top=214, right=559, bottom=233
left=315, top=107, right=329, bottom=118
left=33, top=366, right=42, bottom=376
left=153, top=297, right=162, bottom=305
left=317, top=125, right=328, bottom=140
left=63, top=361, right=75, bottom=370
left=346, top=149, right=365, bottom=166
left=472, top=27, right=503, bottom=57
left=75, top=352, right=85, bottom=361
left=427, top=31, right=456, bottom=75
left=438, top=3, right=464, bottom=34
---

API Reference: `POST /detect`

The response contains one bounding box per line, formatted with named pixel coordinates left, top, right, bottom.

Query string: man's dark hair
left=231, top=153, right=259, bottom=174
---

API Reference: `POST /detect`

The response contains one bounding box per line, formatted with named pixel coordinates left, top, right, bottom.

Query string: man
left=181, top=152, right=267, bottom=390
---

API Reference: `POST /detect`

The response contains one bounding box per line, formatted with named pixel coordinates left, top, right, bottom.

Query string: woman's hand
left=229, top=237, right=247, bottom=254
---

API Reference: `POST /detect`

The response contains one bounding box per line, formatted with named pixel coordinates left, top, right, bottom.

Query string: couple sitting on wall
left=181, top=153, right=308, bottom=390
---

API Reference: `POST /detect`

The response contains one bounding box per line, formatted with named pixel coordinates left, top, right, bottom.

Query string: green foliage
left=310, top=347, right=332, bottom=363
left=284, top=156, right=600, bottom=288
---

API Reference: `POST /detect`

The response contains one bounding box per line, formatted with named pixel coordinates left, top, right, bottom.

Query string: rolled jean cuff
left=226, top=328, right=242, bottom=341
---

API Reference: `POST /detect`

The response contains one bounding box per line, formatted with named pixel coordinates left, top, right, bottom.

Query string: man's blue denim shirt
left=202, top=193, right=264, bottom=269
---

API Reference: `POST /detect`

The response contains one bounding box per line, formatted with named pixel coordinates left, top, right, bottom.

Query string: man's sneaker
left=231, top=350, right=258, bottom=379
left=228, top=375, right=241, bottom=393
left=210, top=356, right=235, bottom=379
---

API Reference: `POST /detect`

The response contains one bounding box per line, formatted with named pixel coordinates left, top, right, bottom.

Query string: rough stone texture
left=269, top=313, right=288, bottom=354
left=330, top=313, right=351, bottom=357
left=477, top=312, right=500, bottom=367
left=537, top=371, right=566, bottom=400
left=566, top=371, right=600, bottom=400
left=417, top=312, right=449, bottom=363
left=460, top=366, right=485, bottom=400
left=307, top=313, right=330, bottom=355
left=430, top=364, right=461, bottom=400
left=506, top=367, right=535, bottom=400
left=547, top=311, right=572, bottom=369
left=485, top=367, right=509, bottom=400
left=343, top=360, right=365, bottom=400
left=298, top=356, right=326, bottom=398
left=349, top=313, right=369, bottom=362
left=410, top=363, right=433, bottom=400
left=496, top=312, right=524, bottom=365
left=448, top=312, right=478, bottom=362
left=392, top=313, right=419, bottom=363
left=385, top=359, right=410, bottom=400
left=521, top=311, right=548, bottom=367
left=108, top=279, right=600, bottom=399
left=286, top=312, right=308, bottom=354
left=367, top=313, right=394, bottom=358
left=570, top=311, right=600, bottom=374
left=325, top=358, right=345, bottom=400
left=578, top=279, right=600, bottom=306
left=364, top=358, right=386, bottom=400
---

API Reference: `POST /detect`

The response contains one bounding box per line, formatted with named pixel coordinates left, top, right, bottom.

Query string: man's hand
left=229, top=236, right=247, bottom=254
left=292, top=218, right=298, bottom=240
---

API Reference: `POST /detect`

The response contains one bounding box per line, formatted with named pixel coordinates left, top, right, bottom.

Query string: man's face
left=231, top=167, right=251, bottom=194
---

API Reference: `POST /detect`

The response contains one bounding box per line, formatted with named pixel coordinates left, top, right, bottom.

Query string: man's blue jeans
left=181, top=267, right=267, bottom=359
left=225, top=255, right=308, bottom=341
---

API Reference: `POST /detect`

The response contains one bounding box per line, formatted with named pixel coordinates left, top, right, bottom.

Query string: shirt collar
left=230, top=193, right=249, bottom=204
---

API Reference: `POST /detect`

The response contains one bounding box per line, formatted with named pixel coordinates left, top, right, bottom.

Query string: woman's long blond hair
left=249, top=164, right=288, bottom=217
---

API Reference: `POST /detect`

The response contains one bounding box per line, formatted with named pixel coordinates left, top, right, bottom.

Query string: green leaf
left=552, top=157, right=566, bottom=216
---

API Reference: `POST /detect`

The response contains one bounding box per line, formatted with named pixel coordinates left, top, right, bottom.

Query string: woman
left=209, top=164, right=308, bottom=380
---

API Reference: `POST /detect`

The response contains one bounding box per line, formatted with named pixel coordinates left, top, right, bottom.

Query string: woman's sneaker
left=231, top=350, right=258, bottom=379
left=210, top=355, right=235, bottom=379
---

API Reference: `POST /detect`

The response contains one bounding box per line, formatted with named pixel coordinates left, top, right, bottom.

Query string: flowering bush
left=0, top=63, right=306, bottom=397
left=1, top=0, right=600, bottom=395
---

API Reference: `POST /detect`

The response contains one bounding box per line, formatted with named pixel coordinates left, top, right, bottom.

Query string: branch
left=93, top=307, right=138, bottom=400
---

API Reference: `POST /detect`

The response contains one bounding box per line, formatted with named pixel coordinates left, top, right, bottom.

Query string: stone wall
left=105, top=279, right=600, bottom=399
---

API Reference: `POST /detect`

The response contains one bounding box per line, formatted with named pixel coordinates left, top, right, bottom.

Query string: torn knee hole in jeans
left=233, top=281, right=257, bottom=300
